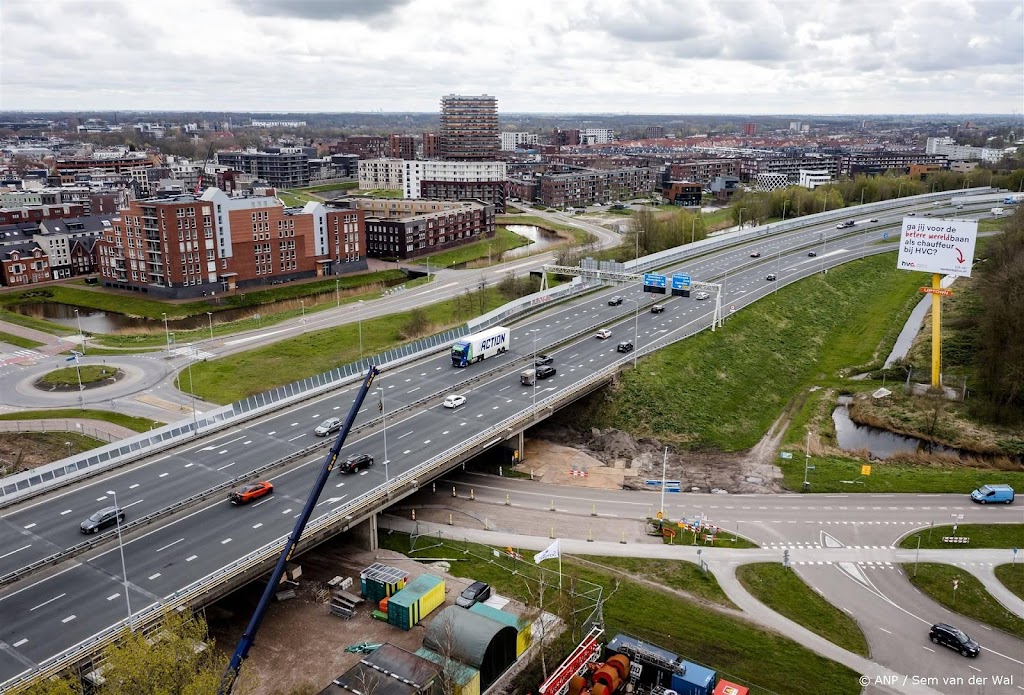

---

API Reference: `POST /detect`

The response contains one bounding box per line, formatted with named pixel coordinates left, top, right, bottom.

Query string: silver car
left=315, top=417, right=342, bottom=436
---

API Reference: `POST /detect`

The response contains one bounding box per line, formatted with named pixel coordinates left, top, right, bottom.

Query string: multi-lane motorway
left=0, top=196, right=1012, bottom=689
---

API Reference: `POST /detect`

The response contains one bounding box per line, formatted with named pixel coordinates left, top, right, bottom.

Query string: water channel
left=500, top=225, right=563, bottom=259
left=831, top=396, right=960, bottom=459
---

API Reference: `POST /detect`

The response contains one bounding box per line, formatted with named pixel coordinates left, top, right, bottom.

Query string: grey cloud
left=231, top=0, right=413, bottom=21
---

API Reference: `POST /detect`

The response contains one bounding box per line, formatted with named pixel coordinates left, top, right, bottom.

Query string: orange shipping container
left=378, top=596, right=389, bottom=612
left=713, top=681, right=749, bottom=695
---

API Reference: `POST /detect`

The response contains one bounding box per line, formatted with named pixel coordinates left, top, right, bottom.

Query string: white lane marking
left=442, top=431, right=449, bottom=435
left=155, top=538, right=185, bottom=553
left=95, top=496, right=108, bottom=502
left=61, top=615, right=76, bottom=623
left=878, top=627, right=892, bottom=634
left=243, top=440, right=252, bottom=445
left=218, top=450, right=228, bottom=455
left=106, top=593, right=119, bottom=601
left=60, top=509, right=72, bottom=516
left=335, top=482, right=345, bottom=488
left=186, top=555, right=198, bottom=562
left=221, top=538, right=232, bottom=544
left=252, top=523, right=263, bottom=529
left=0, top=544, right=32, bottom=560
left=423, top=439, right=431, bottom=445
left=23, top=523, right=36, bottom=530
left=403, top=450, right=411, bottom=455
left=408, top=387, right=421, bottom=393
left=282, top=509, right=293, bottom=515
left=184, top=463, right=193, bottom=468
left=397, top=431, right=413, bottom=439
left=148, top=573, right=161, bottom=580
left=267, top=431, right=276, bottom=435
left=216, top=462, right=236, bottom=471
left=287, top=433, right=306, bottom=442
left=30, top=593, right=66, bottom=612
left=158, top=472, right=169, bottom=478
left=289, top=422, right=298, bottom=427
left=129, top=483, right=140, bottom=489
left=13, top=638, right=27, bottom=647
left=251, top=498, right=271, bottom=508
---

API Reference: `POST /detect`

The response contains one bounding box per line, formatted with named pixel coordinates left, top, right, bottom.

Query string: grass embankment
left=0, top=331, right=44, bottom=349
left=0, top=432, right=106, bottom=472
left=418, top=227, right=533, bottom=268
left=496, top=215, right=592, bottom=244
left=778, top=456, right=1024, bottom=494
left=901, top=563, right=1024, bottom=640
left=0, top=409, right=163, bottom=431
left=898, top=524, right=1024, bottom=550
left=736, top=563, right=870, bottom=657
left=567, top=252, right=923, bottom=451
left=578, top=555, right=736, bottom=608
left=378, top=532, right=861, bottom=694
left=994, top=564, right=1024, bottom=601
left=189, top=285, right=510, bottom=404
left=38, top=365, right=119, bottom=387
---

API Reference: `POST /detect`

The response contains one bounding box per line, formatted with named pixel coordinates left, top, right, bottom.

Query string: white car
left=695, top=291, right=710, bottom=300
left=443, top=394, right=466, bottom=409
left=314, top=417, right=342, bottom=436
left=595, top=329, right=612, bottom=340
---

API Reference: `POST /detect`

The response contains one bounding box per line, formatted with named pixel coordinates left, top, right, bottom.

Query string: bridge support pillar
left=513, top=430, right=525, bottom=463
left=351, top=512, right=379, bottom=551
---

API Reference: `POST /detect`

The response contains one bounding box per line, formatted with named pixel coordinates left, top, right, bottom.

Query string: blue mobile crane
left=219, top=366, right=380, bottom=693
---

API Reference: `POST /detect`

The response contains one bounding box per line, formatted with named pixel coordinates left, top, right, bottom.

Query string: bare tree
left=431, top=613, right=462, bottom=695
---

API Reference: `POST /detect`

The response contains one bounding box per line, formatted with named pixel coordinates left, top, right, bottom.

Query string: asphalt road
left=0, top=199, right=1006, bottom=687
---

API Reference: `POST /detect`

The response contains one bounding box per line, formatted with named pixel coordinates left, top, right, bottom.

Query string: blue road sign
left=643, top=273, right=667, bottom=288
left=882, top=232, right=889, bottom=239
left=780, top=452, right=793, bottom=459
left=672, top=274, right=692, bottom=290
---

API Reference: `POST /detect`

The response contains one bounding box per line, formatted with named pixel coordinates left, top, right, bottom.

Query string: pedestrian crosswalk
left=0, top=349, right=44, bottom=366
left=170, top=347, right=215, bottom=361
left=766, top=543, right=896, bottom=550
left=791, top=561, right=998, bottom=568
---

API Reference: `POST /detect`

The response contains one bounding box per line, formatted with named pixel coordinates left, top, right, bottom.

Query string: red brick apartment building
left=97, top=189, right=366, bottom=298
left=0, top=203, right=86, bottom=225
left=0, top=244, right=51, bottom=286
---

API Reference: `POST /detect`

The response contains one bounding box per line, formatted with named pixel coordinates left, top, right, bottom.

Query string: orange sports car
left=228, top=481, right=274, bottom=505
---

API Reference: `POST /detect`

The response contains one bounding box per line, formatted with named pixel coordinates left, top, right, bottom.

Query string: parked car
left=339, top=453, right=374, bottom=474
left=750, top=251, right=761, bottom=258
left=766, top=273, right=777, bottom=281
left=595, top=329, right=612, bottom=340
left=970, top=484, right=1014, bottom=504
left=456, top=581, right=492, bottom=608
left=315, top=417, right=342, bottom=436
left=650, top=304, right=665, bottom=314
left=616, top=341, right=634, bottom=353
left=443, top=394, right=466, bottom=409
left=807, top=251, right=817, bottom=257
left=80, top=506, right=125, bottom=534
left=929, top=623, right=980, bottom=657
left=694, top=291, right=710, bottom=300
left=229, top=481, right=274, bottom=505
left=536, top=365, right=557, bottom=379
left=608, top=296, right=624, bottom=306
left=534, top=354, right=554, bottom=366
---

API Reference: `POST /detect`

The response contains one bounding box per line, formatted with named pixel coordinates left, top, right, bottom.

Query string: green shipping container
left=468, top=603, right=533, bottom=656
left=387, top=574, right=445, bottom=630
left=360, top=563, right=408, bottom=604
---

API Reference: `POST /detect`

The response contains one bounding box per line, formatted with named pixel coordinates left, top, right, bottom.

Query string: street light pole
left=187, top=345, right=198, bottom=433
left=357, top=300, right=364, bottom=359
left=738, top=208, right=745, bottom=230
left=624, top=298, right=640, bottom=367
left=691, top=216, right=696, bottom=245
left=74, top=308, right=85, bottom=355
left=802, top=430, right=815, bottom=492
left=107, top=489, right=133, bottom=630
left=300, top=299, right=305, bottom=332
left=71, top=350, right=84, bottom=393
left=781, top=199, right=788, bottom=221
left=335, top=278, right=340, bottom=307
left=377, top=387, right=390, bottom=494
left=532, top=329, right=539, bottom=408
left=162, top=312, right=171, bottom=352
left=206, top=312, right=213, bottom=340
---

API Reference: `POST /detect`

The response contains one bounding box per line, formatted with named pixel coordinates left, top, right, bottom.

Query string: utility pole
left=802, top=430, right=815, bottom=492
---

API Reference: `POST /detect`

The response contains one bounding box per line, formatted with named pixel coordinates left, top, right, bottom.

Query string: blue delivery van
left=970, top=484, right=1014, bottom=504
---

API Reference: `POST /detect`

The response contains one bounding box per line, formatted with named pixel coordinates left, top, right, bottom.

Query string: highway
left=0, top=197, right=1008, bottom=688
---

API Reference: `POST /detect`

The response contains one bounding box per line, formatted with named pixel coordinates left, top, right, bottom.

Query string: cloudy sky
left=1, top=0, right=1021, bottom=114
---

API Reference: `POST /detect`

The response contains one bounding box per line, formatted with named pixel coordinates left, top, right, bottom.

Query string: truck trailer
left=1003, top=194, right=1024, bottom=204
left=451, top=326, right=510, bottom=367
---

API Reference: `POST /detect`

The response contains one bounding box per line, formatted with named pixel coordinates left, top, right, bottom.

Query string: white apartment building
left=402, top=160, right=507, bottom=199
left=925, top=136, right=1004, bottom=163
left=357, top=158, right=405, bottom=190
left=0, top=190, right=44, bottom=207
left=500, top=132, right=539, bottom=151
left=798, top=169, right=831, bottom=189
left=580, top=128, right=614, bottom=145
left=754, top=172, right=790, bottom=191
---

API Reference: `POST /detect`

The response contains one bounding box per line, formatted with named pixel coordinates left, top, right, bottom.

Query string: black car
left=807, top=251, right=817, bottom=257
left=534, top=354, right=554, bottom=366
left=80, top=506, right=125, bottom=534
left=456, top=581, right=492, bottom=608
left=766, top=273, right=777, bottom=281
left=929, top=623, right=980, bottom=657
left=339, top=453, right=374, bottom=474
left=616, top=341, right=634, bottom=353
left=750, top=251, right=762, bottom=258
left=608, top=296, right=624, bottom=306
left=536, top=365, right=556, bottom=379
left=650, top=304, right=665, bottom=314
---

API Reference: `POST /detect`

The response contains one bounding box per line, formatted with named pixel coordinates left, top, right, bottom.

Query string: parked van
left=970, top=484, right=1014, bottom=504
left=520, top=369, right=536, bottom=386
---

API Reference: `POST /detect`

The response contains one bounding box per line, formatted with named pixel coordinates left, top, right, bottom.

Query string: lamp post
left=206, top=312, right=213, bottom=340
left=623, top=298, right=640, bottom=367
left=691, top=216, right=696, bottom=244
left=781, top=199, right=788, bottom=221
left=357, top=300, right=364, bottom=359
left=106, top=489, right=133, bottom=629
left=335, top=278, right=340, bottom=308
left=300, top=299, right=305, bottom=332
left=162, top=312, right=171, bottom=352
left=802, top=431, right=815, bottom=492
left=186, top=345, right=198, bottom=433
left=376, top=387, right=390, bottom=494
left=532, top=329, right=540, bottom=408
left=65, top=441, right=72, bottom=457
left=738, top=208, right=745, bottom=230
left=71, top=350, right=84, bottom=392
left=898, top=182, right=905, bottom=199
left=74, top=308, right=85, bottom=355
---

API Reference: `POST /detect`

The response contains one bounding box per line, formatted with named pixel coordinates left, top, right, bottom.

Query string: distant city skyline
left=2, top=0, right=1021, bottom=115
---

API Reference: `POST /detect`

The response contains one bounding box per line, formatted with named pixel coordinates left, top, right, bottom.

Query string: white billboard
left=896, top=217, right=978, bottom=277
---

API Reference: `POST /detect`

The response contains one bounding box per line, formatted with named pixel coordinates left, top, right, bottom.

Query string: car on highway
left=694, top=291, right=710, bottom=300
left=608, top=296, right=624, bottom=306
left=956, top=204, right=964, bottom=210
left=80, top=506, right=125, bottom=534
left=907, top=211, right=917, bottom=216
left=929, top=623, right=980, bottom=657
left=534, top=354, right=553, bottom=366
left=536, top=365, right=556, bottom=379
left=456, top=581, right=492, bottom=608
left=766, top=273, right=777, bottom=281
left=836, top=221, right=855, bottom=229
left=650, top=304, right=665, bottom=314
left=595, top=329, right=612, bottom=340
left=315, top=417, right=342, bottom=436
left=616, top=341, right=634, bottom=353
left=339, top=453, right=374, bottom=474
left=807, top=251, right=817, bottom=257
left=750, top=251, right=761, bottom=258
left=970, top=483, right=1014, bottom=504
left=443, top=394, right=466, bottom=409
left=869, top=217, right=879, bottom=222
left=229, top=481, right=274, bottom=505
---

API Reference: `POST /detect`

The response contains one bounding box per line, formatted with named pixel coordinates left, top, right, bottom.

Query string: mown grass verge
left=0, top=409, right=163, bottom=431
left=0, top=331, right=44, bottom=349
left=736, top=563, right=870, bottom=657
left=565, top=252, right=924, bottom=450
left=377, top=531, right=861, bottom=694
left=778, top=455, right=1024, bottom=494
left=577, top=555, right=736, bottom=608
left=901, top=562, right=1024, bottom=640
left=898, top=524, right=1024, bottom=550
left=418, top=227, right=533, bottom=268
left=37, top=365, right=120, bottom=387
left=994, top=563, right=1024, bottom=602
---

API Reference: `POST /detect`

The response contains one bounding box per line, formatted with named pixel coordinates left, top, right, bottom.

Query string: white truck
left=451, top=326, right=510, bottom=367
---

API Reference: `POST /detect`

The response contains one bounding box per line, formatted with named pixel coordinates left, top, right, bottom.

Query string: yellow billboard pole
left=931, top=272, right=942, bottom=388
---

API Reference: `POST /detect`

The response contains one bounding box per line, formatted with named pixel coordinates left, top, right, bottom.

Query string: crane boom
left=219, top=365, right=380, bottom=693
left=193, top=142, right=216, bottom=196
